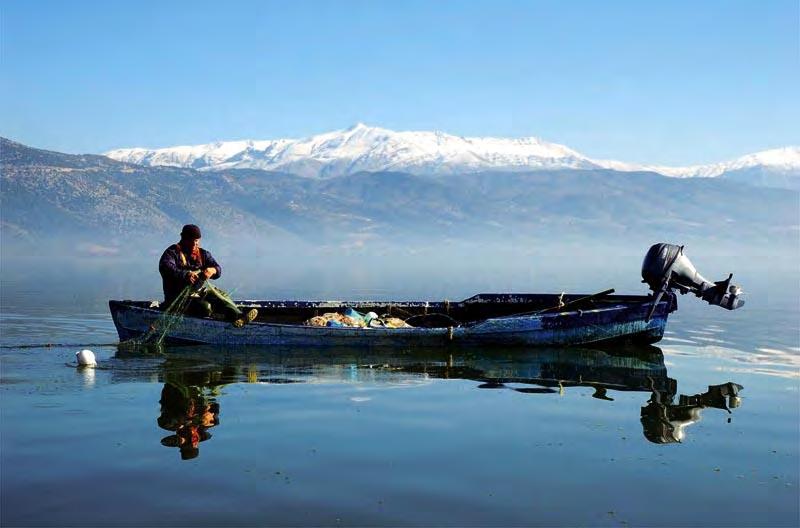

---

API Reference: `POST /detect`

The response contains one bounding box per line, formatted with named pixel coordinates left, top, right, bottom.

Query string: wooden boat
left=110, top=243, right=744, bottom=348
left=109, top=291, right=675, bottom=347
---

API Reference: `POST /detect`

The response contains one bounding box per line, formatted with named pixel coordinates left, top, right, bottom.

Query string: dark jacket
left=159, top=244, right=222, bottom=305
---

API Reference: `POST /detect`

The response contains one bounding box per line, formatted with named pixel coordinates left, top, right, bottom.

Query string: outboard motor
left=642, top=243, right=744, bottom=321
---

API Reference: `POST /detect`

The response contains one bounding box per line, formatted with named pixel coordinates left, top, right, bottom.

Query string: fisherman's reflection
left=158, top=379, right=220, bottom=460
left=641, top=381, right=743, bottom=444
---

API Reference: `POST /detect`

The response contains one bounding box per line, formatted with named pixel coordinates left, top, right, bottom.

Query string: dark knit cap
left=180, top=224, right=202, bottom=239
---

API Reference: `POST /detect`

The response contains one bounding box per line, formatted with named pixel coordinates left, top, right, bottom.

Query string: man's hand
left=203, top=267, right=217, bottom=279
left=187, top=270, right=200, bottom=284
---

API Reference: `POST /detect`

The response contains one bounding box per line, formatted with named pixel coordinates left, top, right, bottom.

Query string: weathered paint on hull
left=109, top=299, right=671, bottom=347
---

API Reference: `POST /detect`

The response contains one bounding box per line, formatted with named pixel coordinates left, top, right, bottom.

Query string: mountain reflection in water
left=114, top=344, right=743, bottom=459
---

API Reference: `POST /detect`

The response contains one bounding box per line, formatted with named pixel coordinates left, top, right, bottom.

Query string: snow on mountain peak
left=610, top=146, right=800, bottom=178
left=104, top=125, right=799, bottom=183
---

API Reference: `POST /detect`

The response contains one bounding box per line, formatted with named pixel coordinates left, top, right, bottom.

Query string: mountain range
left=2, top=136, right=797, bottom=261
left=104, top=124, right=800, bottom=189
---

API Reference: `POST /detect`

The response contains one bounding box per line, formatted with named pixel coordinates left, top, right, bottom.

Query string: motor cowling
left=642, top=243, right=745, bottom=313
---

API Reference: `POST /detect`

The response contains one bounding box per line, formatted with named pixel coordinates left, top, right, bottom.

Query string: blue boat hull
left=109, top=295, right=673, bottom=347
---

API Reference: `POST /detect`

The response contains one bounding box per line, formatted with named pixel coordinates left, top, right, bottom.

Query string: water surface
left=1, top=267, right=798, bottom=527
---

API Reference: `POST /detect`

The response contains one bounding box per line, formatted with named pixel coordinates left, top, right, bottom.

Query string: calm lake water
left=1, top=263, right=798, bottom=527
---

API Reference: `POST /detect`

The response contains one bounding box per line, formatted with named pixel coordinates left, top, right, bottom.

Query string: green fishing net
left=126, top=282, right=238, bottom=348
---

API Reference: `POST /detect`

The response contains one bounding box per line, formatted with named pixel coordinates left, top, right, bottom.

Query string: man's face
left=181, top=237, right=200, bottom=251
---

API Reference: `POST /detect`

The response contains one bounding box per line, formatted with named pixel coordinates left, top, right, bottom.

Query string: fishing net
left=124, top=281, right=240, bottom=348
left=304, top=310, right=414, bottom=328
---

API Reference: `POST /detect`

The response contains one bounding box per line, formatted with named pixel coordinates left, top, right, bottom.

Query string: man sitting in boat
left=158, top=224, right=257, bottom=327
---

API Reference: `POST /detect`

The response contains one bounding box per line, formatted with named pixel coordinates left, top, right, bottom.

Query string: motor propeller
left=642, top=243, right=745, bottom=321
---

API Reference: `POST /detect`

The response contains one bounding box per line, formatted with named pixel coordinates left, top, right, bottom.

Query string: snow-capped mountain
left=104, top=123, right=600, bottom=178
left=5, top=136, right=797, bottom=253
left=105, top=124, right=800, bottom=186
left=607, top=146, right=800, bottom=178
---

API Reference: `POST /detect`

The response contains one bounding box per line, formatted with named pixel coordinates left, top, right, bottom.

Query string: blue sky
left=2, top=0, right=798, bottom=165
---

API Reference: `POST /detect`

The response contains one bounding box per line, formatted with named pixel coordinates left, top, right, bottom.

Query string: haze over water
left=1, top=255, right=798, bottom=527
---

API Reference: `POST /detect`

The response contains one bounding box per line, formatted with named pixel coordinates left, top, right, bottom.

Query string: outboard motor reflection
left=642, top=243, right=745, bottom=321
left=641, top=382, right=743, bottom=444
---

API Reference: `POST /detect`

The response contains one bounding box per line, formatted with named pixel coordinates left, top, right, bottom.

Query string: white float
left=76, top=349, right=97, bottom=367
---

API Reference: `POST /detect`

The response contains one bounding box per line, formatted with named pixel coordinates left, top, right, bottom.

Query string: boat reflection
left=114, top=344, right=743, bottom=458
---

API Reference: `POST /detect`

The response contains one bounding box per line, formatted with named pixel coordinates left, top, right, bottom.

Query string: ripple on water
left=663, top=343, right=800, bottom=379
left=687, top=329, right=717, bottom=336
left=692, top=336, right=730, bottom=344
left=714, top=366, right=799, bottom=379
left=752, top=348, right=800, bottom=368
left=661, top=337, right=698, bottom=345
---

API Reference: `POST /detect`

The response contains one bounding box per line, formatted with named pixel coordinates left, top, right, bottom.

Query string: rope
left=1, top=342, right=118, bottom=349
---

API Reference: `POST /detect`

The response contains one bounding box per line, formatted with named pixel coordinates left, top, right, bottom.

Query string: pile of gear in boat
left=305, top=308, right=413, bottom=328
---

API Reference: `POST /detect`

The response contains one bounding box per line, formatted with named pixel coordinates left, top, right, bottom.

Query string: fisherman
left=158, top=224, right=257, bottom=327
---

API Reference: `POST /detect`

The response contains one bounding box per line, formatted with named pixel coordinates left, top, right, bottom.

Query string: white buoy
left=76, top=349, right=97, bottom=367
